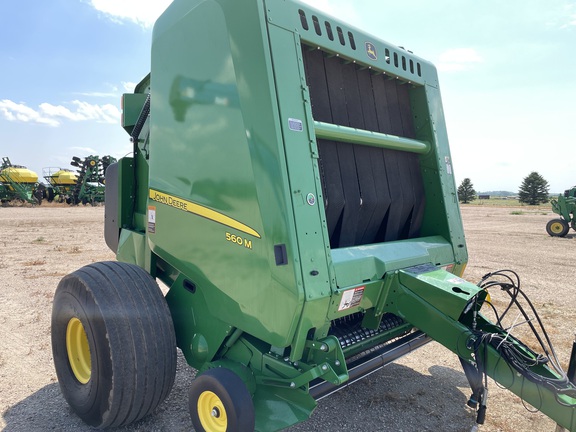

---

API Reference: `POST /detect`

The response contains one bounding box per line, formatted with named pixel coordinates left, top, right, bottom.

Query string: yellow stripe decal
left=149, top=189, right=261, bottom=239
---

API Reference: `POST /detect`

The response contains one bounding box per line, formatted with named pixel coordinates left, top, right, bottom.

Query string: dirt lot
left=0, top=204, right=574, bottom=431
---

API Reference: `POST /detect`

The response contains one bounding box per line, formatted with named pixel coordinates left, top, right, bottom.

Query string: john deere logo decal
left=365, top=42, right=377, bottom=61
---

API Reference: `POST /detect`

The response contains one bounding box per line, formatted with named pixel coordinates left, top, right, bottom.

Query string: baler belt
left=303, top=47, right=425, bottom=248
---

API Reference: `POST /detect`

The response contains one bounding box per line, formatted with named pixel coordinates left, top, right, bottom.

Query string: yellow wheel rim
left=66, top=317, right=91, bottom=384
left=197, top=390, right=227, bottom=432
left=550, top=222, right=564, bottom=234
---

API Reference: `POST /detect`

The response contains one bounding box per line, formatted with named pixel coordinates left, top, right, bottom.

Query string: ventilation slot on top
left=336, top=26, right=345, bottom=45
left=297, top=11, right=421, bottom=77
left=298, top=9, right=309, bottom=31
left=325, top=21, right=334, bottom=41
left=312, top=15, right=322, bottom=36
left=348, top=31, right=356, bottom=50
left=389, top=49, right=423, bottom=77
left=296, top=10, right=357, bottom=51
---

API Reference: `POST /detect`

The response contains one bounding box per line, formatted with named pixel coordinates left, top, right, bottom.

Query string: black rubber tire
left=51, top=261, right=177, bottom=428
left=46, top=187, right=55, bottom=203
left=546, top=218, right=569, bottom=237
left=189, top=368, right=255, bottom=432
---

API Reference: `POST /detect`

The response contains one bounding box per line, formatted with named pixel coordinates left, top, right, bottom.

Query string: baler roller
left=329, top=312, right=406, bottom=350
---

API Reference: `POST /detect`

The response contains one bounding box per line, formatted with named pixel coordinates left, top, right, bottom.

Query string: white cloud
left=41, top=101, right=120, bottom=124
left=74, top=101, right=120, bottom=124
left=437, top=48, right=483, bottom=72
left=75, top=91, right=118, bottom=98
left=565, top=13, right=576, bottom=27
left=0, top=100, right=60, bottom=127
left=558, top=2, right=576, bottom=28
left=89, top=0, right=174, bottom=27
left=69, top=146, right=98, bottom=154
left=122, top=81, right=137, bottom=93
left=0, top=99, right=121, bottom=127
left=74, top=83, right=118, bottom=98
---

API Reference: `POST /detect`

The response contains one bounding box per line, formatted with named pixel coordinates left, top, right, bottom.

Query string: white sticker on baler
left=447, top=277, right=465, bottom=285
left=445, top=156, right=453, bottom=175
left=148, top=206, right=156, bottom=233
left=288, top=118, right=303, bottom=132
left=338, top=286, right=365, bottom=311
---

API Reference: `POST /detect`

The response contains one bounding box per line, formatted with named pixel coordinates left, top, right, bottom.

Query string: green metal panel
left=398, top=265, right=482, bottom=320
left=116, top=157, right=135, bottom=231
left=412, top=85, right=468, bottom=266
left=264, top=24, right=336, bottom=361
left=551, top=189, right=576, bottom=223
left=330, top=235, right=456, bottom=287
left=116, top=230, right=147, bottom=268
left=121, top=93, right=148, bottom=134
left=148, top=0, right=305, bottom=353
left=165, top=274, right=236, bottom=368
left=392, top=267, right=576, bottom=431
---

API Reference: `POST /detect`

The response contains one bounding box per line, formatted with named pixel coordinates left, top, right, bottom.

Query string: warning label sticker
left=338, top=286, right=365, bottom=311
left=148, top=206, right=156, bottom=233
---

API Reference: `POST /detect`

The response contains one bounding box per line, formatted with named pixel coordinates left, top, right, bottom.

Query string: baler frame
left=50, top=0, right=576, bottom=431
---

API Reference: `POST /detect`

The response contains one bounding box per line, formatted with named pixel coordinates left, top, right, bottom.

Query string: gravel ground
left=0, top=204, right=574, bottom=431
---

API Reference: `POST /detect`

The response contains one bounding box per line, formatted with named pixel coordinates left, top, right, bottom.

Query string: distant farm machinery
left=44, top=155, right=117, bottom=205
left=0, top=157, right=43, bottom=205
left=0, top=155, right=116, bottom=206
left=43, top=167, right=77, bottom=203
left=546, top=186, right=576, bottom=237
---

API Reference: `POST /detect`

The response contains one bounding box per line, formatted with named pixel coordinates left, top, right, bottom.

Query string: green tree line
left=457, top=172, right=550, bottom=205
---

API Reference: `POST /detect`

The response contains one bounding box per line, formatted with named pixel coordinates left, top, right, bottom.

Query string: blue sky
left=1, top=0, right=574, bottom=193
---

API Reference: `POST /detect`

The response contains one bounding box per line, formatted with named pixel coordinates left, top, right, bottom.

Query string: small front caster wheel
left=189, top=368, right=255, bottom=432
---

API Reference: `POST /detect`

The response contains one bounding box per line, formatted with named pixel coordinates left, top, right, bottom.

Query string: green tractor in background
left=546, top=186, right=576, bottom=237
